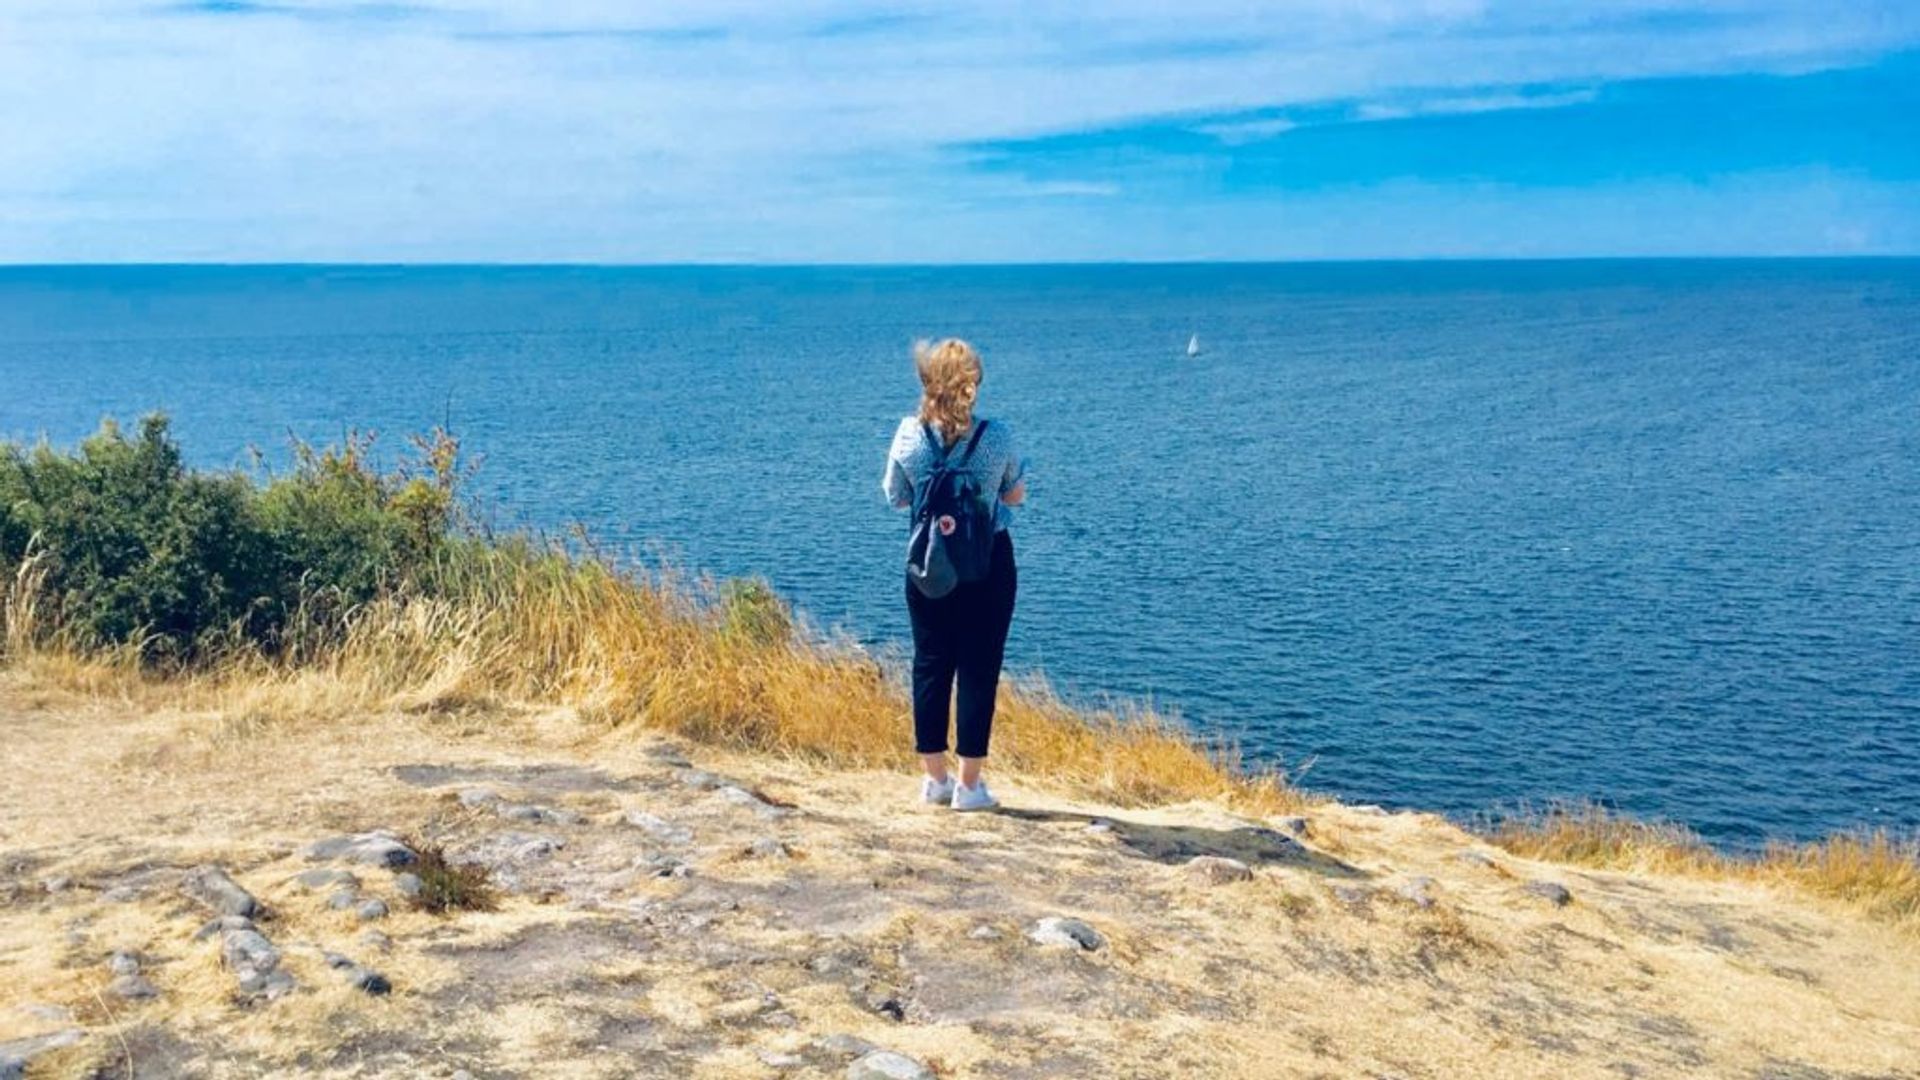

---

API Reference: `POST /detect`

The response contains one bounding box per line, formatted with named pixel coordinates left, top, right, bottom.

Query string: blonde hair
left=914, top=338, right=982, bottom=447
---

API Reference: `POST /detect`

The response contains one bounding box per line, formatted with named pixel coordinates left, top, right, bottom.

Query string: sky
left=2, top=1, right=1917, bottom=262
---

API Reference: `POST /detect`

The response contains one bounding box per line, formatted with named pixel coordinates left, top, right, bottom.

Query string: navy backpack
left=905, top=420, right=995, bottom=599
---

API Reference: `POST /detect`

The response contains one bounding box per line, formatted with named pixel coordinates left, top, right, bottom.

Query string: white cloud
left=0, top=1, right=1915, bottom=259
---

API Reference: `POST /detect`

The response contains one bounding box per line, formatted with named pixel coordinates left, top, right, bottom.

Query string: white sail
left=1186, top=334, right=1201, bottom=357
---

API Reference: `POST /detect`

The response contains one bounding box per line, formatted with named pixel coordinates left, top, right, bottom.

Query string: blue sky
left=2, top=1, right=1917, bottom=262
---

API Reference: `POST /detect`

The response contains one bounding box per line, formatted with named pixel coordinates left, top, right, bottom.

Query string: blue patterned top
left=882, top=416, right=1027, bottom=532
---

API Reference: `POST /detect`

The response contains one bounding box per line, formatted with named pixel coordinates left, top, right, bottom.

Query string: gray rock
left=291, top=868, right=359, bottom=893
left=193, top=915, right=253, bottom=942
left=236, top=969, right=298, bottom=999
left=624, top=810, right=694, bottom=845
left=1455, top=851, right=1499, bottom=869
left=1523, top=881, right=1574, bottom=907
left=848, top=1050, right=935, bottom=1080
left=100, top=885, right=140, bottom=903
left=816, top=1033, right=878, bottom=1058
left=322, top=951, right=355, bottom=970
left=16, top=1005, right=73, bottom=1024
left=637, top=853, right=691, bottom=878
left=759, top=1050, right=806, bottom=1069
left=392, top=872, right=423, bottom=898
left=1085, top=818, right=1115, bottom=834
left=357, top=930, right=393, bottom=952
left=1392, top=876, right=1438, bottom=909
left=40, top=876, right=71, bottom=894
left=500, top=803, right=584, bottom=826
left=108, top=974, right=158, bottom=1000
left=1274, top=816, right=1312, bottom=838
left=677, top=768, right=726, bottom=790
left=356, top=898, right=389, bottom=921
left=457, top=788, right=501, bottom=808
left=303, top=831, right=418, bottom=868
left=327, top=889, right=360, bottom=911
left=180, top=865, right=261, bottom=918
left=1184, top=855, right=1254, bottom=885
left=221, top=929, right=282, bottom=976
left=451, top=1071, right=475, bottom=1080
left=748, top=837, right=791, bottom=860
left=0, top=1029, right=84, bottom=1080
left=968, top=924, right=1004, bottom=941
left=717, top=785, right=790, bottom=819
left=108, top=950, right=141, bottom=976
left=342, top=965, right=392, bottom=995
left=1028, top=916, right=1104, bottom=951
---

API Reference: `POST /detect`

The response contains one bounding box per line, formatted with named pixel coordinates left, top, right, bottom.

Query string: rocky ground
left=2, top=674, right=1917, bottom=1079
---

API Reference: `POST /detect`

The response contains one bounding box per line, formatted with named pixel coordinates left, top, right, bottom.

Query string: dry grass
left=1490, top=802, right=1920, bottom=933
left=3, top=540, right=1301, bottom=818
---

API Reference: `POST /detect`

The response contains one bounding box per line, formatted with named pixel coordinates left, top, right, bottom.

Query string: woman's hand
left=1000, top=481, right=1026, bottom=507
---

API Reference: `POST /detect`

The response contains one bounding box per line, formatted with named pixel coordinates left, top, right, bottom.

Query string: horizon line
left=3, top=254, right=1918, bottom=271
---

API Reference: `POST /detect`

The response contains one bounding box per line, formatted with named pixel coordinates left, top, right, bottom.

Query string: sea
left=2, top=261, right=1916, bottom=849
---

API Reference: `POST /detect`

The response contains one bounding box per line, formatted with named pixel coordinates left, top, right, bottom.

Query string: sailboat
left=1186, top=334, right=1201, bottom=357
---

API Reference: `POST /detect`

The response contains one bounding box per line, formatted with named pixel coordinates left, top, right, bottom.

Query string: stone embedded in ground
left=356, top=898, right=390, bottom=921
left=108, top=974, right=158, bottom=1000
left=180, top=865, right=261, bottom=918
left=759, top=1050, right=805, bottom=1069
left=643, top=742, right=692, bottom=767
left=221, top=926, right=298, bottom=998
left=108, top=950, right=140, bottom=976
left=1184, top=855, right=1255, bottom=885
left=100, top=886, right=140, bottom=903
left=458, top=788, right=501, bottom=808
left=1456, top=851, right=1499, bottom=869
left=291, top=868, right=360, bottom=893
left=624, top=810, right=694, bottom=845
left=357, top=930, right=392, bottom=952
left=221, top=928, right=281, bottom=977
left=342, top=964, right=392, bottom=995
left=816, top=1034, right=878, bottom=1058
left=678, top=768, right=726, bottom=790
left=303, top=831, right=418, bottom=868
left=1086, top=819, right=1115, bottom=834
left=193, top=915, right=253, bottom=942
left=748, top=837, right=791, bottom=860
left=717, top=785, right=791, bottom=820
left=968, top=924, right=1004, bottom=941
left=1392, top=876, right=1438, bottom=909
left=1029, top=917, right=1105, bottom=951
left=0, top=1029, right=85, bottom=1080
left=1275, top=816, right=1312, bottom=838
left=40, top=876, right=71, bottom=894
left=392, top=872, right=423, bottom=898
left=637, top=853, right=691, bottom=878
left=1524, top=881, right=1574, bottom=907
left=499, top=802, right=585, bottom=825
left=847, top=1049, right=936, bottom=1080
left=328, top=889, right=360, bottom=911
left=16, top=1005, right=73, bottom=1025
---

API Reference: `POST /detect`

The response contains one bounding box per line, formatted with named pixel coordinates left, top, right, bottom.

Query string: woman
left=882, top=338, right=1027, bottom=811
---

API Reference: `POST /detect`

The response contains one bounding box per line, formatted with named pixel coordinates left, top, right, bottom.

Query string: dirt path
left=2, top=675, right=1916, bottom=1079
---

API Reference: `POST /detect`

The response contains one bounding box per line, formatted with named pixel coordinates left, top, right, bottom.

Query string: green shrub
left=0, top=415, right=462, bottom=663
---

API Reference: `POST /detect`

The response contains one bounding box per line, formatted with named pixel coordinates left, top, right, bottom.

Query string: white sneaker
left=920, top=776, right=956, bottom=806
left=950, top=780, right=999, bottom=812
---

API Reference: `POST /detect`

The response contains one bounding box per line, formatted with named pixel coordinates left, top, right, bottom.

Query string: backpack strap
left=922, top=419, right=989, bottom=467
left=955, top=419, right=989, bottom=465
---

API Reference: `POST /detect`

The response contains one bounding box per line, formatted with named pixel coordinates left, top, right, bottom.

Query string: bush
left=0, top=415, right=459, bottom=663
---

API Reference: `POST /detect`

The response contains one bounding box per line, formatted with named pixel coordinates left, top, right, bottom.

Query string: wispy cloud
left=3, top=1, right=1918, bottom=261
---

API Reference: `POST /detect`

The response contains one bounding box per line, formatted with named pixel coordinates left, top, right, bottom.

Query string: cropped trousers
left=906, top=530, right=1017, bottom=759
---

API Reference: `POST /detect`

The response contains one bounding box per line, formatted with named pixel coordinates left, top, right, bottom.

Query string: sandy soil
left=2, top=673, right=1917, bottom=1079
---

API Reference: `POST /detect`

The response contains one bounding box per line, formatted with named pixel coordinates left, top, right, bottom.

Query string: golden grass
left=1490, top=802, right=1920, bottom=932
left=3, top=540, right=1301, bottom=817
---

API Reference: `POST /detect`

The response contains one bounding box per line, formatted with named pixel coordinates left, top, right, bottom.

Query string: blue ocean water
left=2, top=262, right=1916, bottom=848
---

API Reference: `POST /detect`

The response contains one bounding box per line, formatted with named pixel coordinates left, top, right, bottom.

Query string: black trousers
left=906, top=530, right=1017, bottom=759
